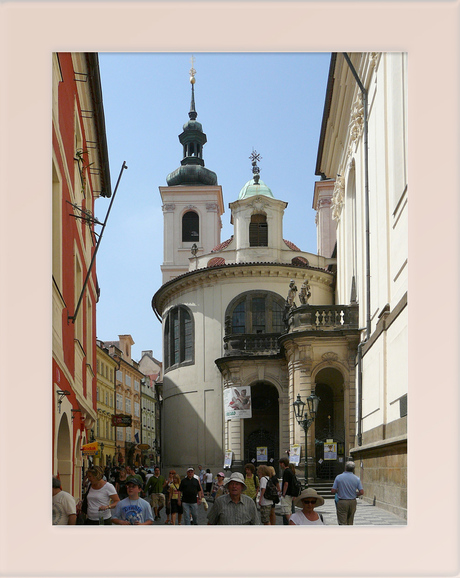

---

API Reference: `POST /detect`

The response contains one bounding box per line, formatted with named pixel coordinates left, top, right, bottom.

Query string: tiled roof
left=283, top=239, right=301, bottom=251
left=207, top=257, right=226, bottom=267
left=211, top=236, right=234, bottom=252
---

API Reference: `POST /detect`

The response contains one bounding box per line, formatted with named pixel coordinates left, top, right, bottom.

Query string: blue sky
left=95, top=52, right=331, bottom=362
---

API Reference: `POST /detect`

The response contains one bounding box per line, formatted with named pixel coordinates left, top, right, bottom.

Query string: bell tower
left=160, top=57, right=224, bottom=284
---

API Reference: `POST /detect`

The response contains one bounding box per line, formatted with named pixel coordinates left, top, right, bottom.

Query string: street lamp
left=293, top=390, right=321, bottom=487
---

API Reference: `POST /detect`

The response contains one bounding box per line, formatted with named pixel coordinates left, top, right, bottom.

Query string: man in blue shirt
left=331, top=461, right=364, bottom=525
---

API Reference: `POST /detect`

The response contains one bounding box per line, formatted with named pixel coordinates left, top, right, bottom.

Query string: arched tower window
left=227, top=291, right=285, bottom=334
left=164, top=305, right=194, bottom=371
left=249, top=214, right=268, bottom=247
left=182, top=211, right=199, bottom=242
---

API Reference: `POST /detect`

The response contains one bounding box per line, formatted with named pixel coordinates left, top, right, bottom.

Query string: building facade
left=95, top=341, right=118, bottom=467
left=314, top=52, right=408, bottom=518
left=52, top=52, right=111, bottom=498
left=138, top=350, right=162, bottom=466
left=105, top=335, right=144, bottom=466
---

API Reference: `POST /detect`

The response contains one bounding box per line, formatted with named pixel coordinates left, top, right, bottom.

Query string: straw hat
left=294, top=487, right=325, bottom=508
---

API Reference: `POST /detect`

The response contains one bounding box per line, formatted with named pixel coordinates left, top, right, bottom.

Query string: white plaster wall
left=386, top=311, right=408, bottom=423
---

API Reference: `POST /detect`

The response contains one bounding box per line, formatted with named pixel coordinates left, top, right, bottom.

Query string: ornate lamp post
left=293, top=391, right=321, bottom=487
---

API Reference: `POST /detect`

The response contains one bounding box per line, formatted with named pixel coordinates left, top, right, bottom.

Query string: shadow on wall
left=162, top=376, right=223, bottom=474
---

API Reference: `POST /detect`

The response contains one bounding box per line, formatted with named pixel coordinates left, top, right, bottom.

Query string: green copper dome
left=238, top=178, right=274, bottom=200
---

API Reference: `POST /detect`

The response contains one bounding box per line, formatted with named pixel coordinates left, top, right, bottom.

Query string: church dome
left=238, top=178, right=274, bottom=200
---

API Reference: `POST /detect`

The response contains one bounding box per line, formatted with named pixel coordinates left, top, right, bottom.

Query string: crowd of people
left=52, top=460, right=364, bottom=526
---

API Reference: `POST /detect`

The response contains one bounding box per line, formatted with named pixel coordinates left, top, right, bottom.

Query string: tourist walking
left=179, top=467, right=203, bottom=525
left=211, top=472, right=227, bottom=499
left=112, top=478, right=154, bottom=525
left=83, top=466, right=120, bottom=525
left=279, top=457, right=295, bottom=525
left=52, top=477, right=76, bottom=525
left=207, top=472, right=259, bottom=525
left=145, top=466, right=166, bottom=521
left=289, top=488, right=325, bottom=525
left=242, top=463, right=259, bottom=502
left=331, top=461, right=364, bottom=525
left=257, top=464, right=274, bottom=525
left=168, top=473, right=183, bottom=525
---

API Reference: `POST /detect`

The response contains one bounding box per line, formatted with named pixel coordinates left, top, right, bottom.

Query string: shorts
left=280, top=495, right=293, bottom=516
left=150, top=493, right=166, bottom=509
left=260, top=504, right=272, bottom=524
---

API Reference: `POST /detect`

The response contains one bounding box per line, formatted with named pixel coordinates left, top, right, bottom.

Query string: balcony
left=287, top=304, right=359, bottom=332
left=223, top=333, right=281, bottom=357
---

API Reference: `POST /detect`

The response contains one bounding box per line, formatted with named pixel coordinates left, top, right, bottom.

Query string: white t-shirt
left=53, top=490, right=76, bottom=525
left=87, top=482, right=117, bottom=521
left=290, top=511, right=325, bottom=525
left=259, top=476, right=273, bottom=506
left=206, top=473, right=213, bottom=483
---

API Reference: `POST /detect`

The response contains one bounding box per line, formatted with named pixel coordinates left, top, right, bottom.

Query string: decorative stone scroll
left=322, top=352, right=339, bottom=362
left=163, top=203, right=176, bottom=212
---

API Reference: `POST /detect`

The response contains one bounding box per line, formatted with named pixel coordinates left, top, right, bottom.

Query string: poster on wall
left=224, top=386, right=252, bottom=420
left=324, top=442, right=337, bottom=460
left=289, top=444, right=301, bottom=466
left=224, top=451, right=233, bottom=469
left=256, top=447, right=268, bottom=462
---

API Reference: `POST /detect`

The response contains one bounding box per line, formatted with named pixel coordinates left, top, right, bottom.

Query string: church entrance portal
left=244, top=382, right=279, bottom=466
left=314, top=368, right=346, bottom=480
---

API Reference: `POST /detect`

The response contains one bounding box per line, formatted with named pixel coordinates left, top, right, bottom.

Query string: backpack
left=291, top=474, right=301, bottom=497
left=263, top=476, right=280, bottom=504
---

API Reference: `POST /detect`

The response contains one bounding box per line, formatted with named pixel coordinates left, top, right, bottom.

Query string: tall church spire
left=166, top=56, right=218, bottom=186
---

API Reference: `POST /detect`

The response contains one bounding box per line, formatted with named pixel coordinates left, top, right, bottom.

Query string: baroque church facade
left=152, top=52, right=407, bottom=518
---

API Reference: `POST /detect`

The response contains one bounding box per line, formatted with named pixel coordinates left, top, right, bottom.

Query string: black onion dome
left=166, top=65, right=218, bottom=187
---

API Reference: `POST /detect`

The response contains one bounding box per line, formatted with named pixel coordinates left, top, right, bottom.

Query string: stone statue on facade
left=299, top=279, right=311, bottom=305
left=286, top=279, right=298, bottom=307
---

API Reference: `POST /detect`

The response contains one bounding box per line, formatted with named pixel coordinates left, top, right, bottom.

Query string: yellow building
left=105, top=335, right=144, bottom=466
left=95, top=342, right=118, bottom=467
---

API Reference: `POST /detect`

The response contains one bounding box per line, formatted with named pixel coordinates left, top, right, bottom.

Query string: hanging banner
left=324, top=442, right=337, bottom=460
left=224, top=386, right=252, bottom=420
left=82, top=442, right=98, bottom=455
left=289, top=444, right=301, bottom=466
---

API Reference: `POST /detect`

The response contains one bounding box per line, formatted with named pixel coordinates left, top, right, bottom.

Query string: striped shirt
left=207, top=493, right=259, bottom=525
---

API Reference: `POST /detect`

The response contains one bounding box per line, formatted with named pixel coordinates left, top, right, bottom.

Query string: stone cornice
left=152, top=263, right=334, bottom=316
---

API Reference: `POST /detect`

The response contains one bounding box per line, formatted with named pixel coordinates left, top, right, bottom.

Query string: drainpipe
left=342, top=53, right=371, bottom=446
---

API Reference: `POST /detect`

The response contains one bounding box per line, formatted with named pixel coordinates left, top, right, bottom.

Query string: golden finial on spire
left=189, top=54, right=196, bottom=84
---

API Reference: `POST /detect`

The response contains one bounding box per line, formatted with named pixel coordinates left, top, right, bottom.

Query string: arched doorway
left=243, top=382, right=279, bottom=465
left=314, top=368, right=345, bottom=480
left=57, top=413, right=72, bottom=493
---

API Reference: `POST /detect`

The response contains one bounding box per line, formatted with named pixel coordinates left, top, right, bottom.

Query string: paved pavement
left=150, top=496, right=406, bottom=526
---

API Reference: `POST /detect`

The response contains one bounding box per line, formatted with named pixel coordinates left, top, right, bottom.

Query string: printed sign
left=289, top=444, right=301, bottom=466
left=111, top=414, right=132, bottom=427
left=324, top=442, right=337, bottom=460
left=224, top=387, right=252, bottom=420
left=81, top=441, right=98, bottom=455
left=256, top=447, right=268, bottom=462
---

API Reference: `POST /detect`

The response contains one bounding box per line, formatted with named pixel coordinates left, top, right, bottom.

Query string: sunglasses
left=302, top=499, right=317, bottom=504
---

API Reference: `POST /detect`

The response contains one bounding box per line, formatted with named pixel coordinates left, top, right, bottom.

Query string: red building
left=52, top=53, right=111, bottom=499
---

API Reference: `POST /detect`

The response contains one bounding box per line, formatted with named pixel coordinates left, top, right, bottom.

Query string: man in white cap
left=331, top=461, right=364, bottom=525
left=207, top=472, right=259, bottom=525
left=179, top=467, right=203, bottom=525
